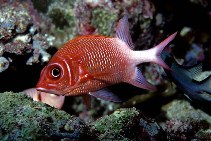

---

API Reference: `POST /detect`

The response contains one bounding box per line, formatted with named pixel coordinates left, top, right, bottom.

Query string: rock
left=90, top=107, right=166, bottom=140
left=161, top=100, right=211, bottom=140
left=47, top=0, right=77, bottom=48
left=2, top=92, right=210, bottom=140
left=0, top=92, right=89, bottom=140
left=162, top=100, right=211, bottom=124
left=0, top=57, right=9, bottom=72
left=0, top=2, right=53, bottom=72
left=91, top=8, right=118, bottom=36
left=139, top=118, right=166, bottom=140
left=194, top=129, right=211, bottom=140
left=90, top=108, right=140, bottom=140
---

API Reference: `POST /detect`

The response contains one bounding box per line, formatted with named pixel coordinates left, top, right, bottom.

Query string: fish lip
left=36, top=87, right=63, bottom=96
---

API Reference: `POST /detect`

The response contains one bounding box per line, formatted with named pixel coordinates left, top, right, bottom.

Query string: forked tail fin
left=150, top=32, right=177, bottom=70
left=134, top=32, right=177, bottom=70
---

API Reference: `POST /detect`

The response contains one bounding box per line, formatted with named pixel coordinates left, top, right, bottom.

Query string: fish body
left=36, top=16, right=177, bottom=102
left=161, top=51, right=211, bottom=102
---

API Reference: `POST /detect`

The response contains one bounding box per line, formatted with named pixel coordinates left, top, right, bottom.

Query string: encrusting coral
left=0, top=2, right=53, bottom=72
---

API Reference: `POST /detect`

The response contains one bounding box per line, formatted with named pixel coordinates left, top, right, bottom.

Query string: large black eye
left=51, top=67, right=61, bottom=78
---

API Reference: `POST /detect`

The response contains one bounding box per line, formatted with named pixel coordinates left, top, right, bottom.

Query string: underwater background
left=0, top=0, right=211, bottom=140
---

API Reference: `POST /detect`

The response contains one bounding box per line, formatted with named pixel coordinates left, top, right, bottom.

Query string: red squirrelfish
left=36, top=16, right=177, bottom=102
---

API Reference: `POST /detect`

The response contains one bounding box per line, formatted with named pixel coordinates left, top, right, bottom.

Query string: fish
left=23, top=88, right=65, bottom=109
left=161, top=51, right=211, bottom=102
left=36, top=15, right=177, bottom=102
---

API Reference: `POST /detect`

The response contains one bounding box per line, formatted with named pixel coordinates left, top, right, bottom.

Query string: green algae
left=0, top=92, right=146, bottom=140
left=91, top=8, right=118, bottom=36
left=48, top=6, right=75, bottom=29
left=47, top=1, right=77, bottom=48
left=91, top=108, right=140, bottom=140
left=0, top=92, right=85, bottom=140
left=194, top=129, right=211, bottom=140
left=3, top=92, right=208, bottom=140
left=162, top=100, right=211, bottom=124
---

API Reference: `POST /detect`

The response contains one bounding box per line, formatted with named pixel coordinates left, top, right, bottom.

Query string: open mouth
left=36, top=87, right=63, bottom=96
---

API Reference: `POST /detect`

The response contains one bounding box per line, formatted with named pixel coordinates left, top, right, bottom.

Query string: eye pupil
left=51, top=67, right=60, bottom=78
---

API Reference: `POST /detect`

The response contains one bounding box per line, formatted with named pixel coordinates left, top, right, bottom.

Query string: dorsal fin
left=115, top=15, right=134, bottom=49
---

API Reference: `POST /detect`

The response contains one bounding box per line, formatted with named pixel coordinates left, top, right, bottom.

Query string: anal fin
left=127, top=67, right=157, bottom=91
left=89, top=89, right=122, bottom=102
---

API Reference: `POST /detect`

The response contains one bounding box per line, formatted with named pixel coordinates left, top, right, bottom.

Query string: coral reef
left=62, top=95, right=120, bottom=123
left=0, top=92, right=89, bottom=140
left=0, top=0, right=210, bottom=140
left=47, top=0, right=77, bottom=48
left=91, top=108, right=140, bottom=140
left=45, top=0, right=156, bottom=50
left=139, top=118, right=166, bottom=140
left=0, top=2, right=52, bottom=72
left=0, top=92, right=157, bottom=140
left=0, top=56, right=9, bottom=72
left=1, top=92, right=211, bottom=140
left=162, top=100, right=211, bottom=124
left=91, top=8, right=118, bottom=36
left=161, top=100, right=211, bottom=140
